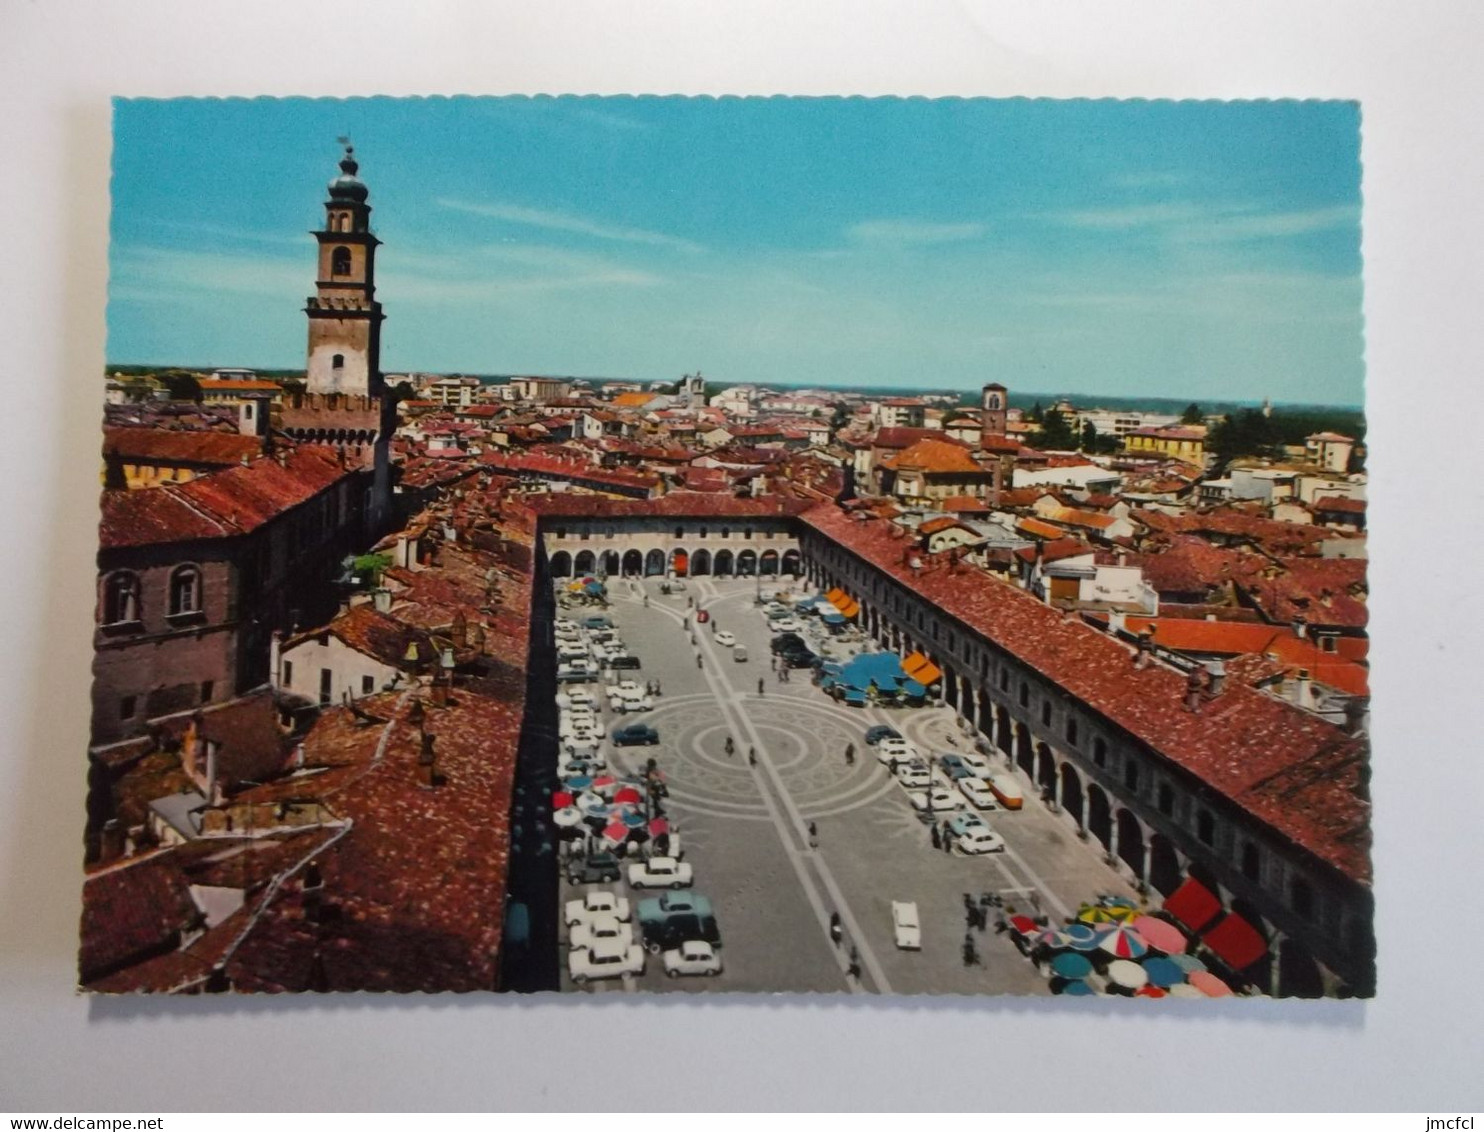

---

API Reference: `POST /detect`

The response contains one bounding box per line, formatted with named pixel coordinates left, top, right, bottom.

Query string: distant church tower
left=305, top=142, right=384, bottom=397
left=980, top=382, right=1008, bottom=445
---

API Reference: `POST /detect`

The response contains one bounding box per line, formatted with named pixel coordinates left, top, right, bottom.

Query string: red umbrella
left=601, top=820, right=629, bottom=844
left=613, top=786, right=642, bottom=805
left=1009, top=915, right=1037, bottom=935
left=551, top=790, right=575, bottom=809
left=1189, top=970, right=1234, bottom=997
left=1135, top=985, right=1168, bottom=998
left=591, top=775, right=617, bottom=789
left=648, top=817, right=670, bottom=836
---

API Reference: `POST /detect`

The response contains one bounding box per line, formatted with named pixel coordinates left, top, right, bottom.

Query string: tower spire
left=304, top=141, right=383, bottom=397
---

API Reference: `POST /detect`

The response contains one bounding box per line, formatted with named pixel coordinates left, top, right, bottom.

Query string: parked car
left=892, top=901, right=921, bottom=950
left=938, top=753, right=977, bottom=780
left=627, top=855, right=693, bottom=889
left=715, top=630, right=737, bottom=648
left=643, top=831, right=683, bottom=861
left=956, top=827, right=1007, bottom=855
left=606, top=680, right=645, bottom=699
left=638, top=892, right=720, bottom=953
left=568, top=937, right=645, bottom=984
left=895, top=762, right=933, bottom=789
left=612, top=722, right=660, bottom=746
left=771, top=633, right=807, bottom=655
left=582, top=615, right=613, bottom=630
left=957, top=777, right=1000, bottom=810
left=907, top=785, right=960, bottom=817
left=865, top=725, right=902, bottom=747
left=781, top=648, right=819, bottom=669
left=557, top=663, right=598, bottom=684
left=555, top=689, right=599, bottom=711
left=947, top=811, right=990, bottom=838
left=609, top=653, right=642, bottom=670
left=663, top=940, right=724, bottom=979
left=569, top=911, right=635, bottom=952
left=613, top=690, right=654, bottom=713
left=770, top=617, right=805, bottom=634
left=733, top=645, right=748, bottom=663
left=567, top=852, right=622, bottom=886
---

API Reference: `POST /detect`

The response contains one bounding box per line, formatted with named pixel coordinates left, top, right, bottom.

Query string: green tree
left=1026, top=400, right=1044, bottom=424
left=1181, top=402, right=1203, bottom=424
left=829, top=403, right=850, bottom=433
left=1209, top=409, right=1285, bottom=467
left=158, top=370, right=202, bottom=402
left=1030, top=408, right=1078, bottom=450
left=1080, top=420, right=1099, bottom=452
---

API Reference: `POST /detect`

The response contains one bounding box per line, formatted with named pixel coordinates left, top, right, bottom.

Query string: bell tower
left=305, top=140, right=384, bottom=397
left=980, top=382, right=1008, bottom=444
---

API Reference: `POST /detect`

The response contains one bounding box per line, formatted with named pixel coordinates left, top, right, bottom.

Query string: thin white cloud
left=436, top=197, right=704, bottom=253
left=1176, top=205, right=1361, bottom=242
left=1047, top=200, right=1358, bottom=242
left=847, top=219, right=987, bottom=246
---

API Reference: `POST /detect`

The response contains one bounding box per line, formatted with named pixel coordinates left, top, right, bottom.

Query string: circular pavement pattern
left=608, top=693, right=899, bottom=822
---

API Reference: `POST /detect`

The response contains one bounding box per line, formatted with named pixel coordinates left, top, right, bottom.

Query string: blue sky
left=108, top=96, right=1364, bottom=405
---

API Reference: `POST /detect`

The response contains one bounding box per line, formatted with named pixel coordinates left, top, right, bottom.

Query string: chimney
left=99, top=819, right=127, bottom=863
left=1295, top=667, right=1312, bottom=708
left=1107, top=609, right=1126, bottom=636
left=1291, top=615, right=1307, bottom=640
left=373, top=588, right=392, bottom=613
left=1184, top=667, right=1205, bottom=712
left=1205, top=659, right=1226, bottom=699
left=1134, top=628, right=1155, bottom=669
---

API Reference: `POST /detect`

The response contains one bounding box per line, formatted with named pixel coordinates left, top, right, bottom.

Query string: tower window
left=101, top=571, right=141, bottom=625
left=332, top=354, right=345, bottom=370
left=331, top=246, right=352, bottom=276
left=169, top=565, right=202, bottom=616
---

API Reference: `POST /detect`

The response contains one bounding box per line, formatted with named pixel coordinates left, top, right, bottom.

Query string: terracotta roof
left=799, top=503, right=1370, bottom=883
left=527, top=491, right=810, bottom=520
left=1314, top=496, right=1366, bottom=514
left=200, top=379, right=283, bottom=393
left=882, top=438, right=984, bottom=475
left=611, top=391, right=655, bottom=408
left=1016, top=517, right=1069, bottom=541
left=873, top=427, right=954, bottom=451
left=80, top=857, right=201, bottom=982
left=939, top=494, right=993, bottom=513
left=919, top=516, right=969, bottom=536
left=98, top=446, right=353, bottom=550
left=103, top=427, right=263, bottom=467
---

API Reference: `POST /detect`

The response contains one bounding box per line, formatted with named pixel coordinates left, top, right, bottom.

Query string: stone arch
left=714, top=549, right=735, bottom=576
left=621, top=549, right=643, bottom=576
left=1087, top=783, right=1112, bottom=852
left=760, top=550, right=779, bottom=576
left=574, top=550, right=596, bottom=576
left=644, top=549, right=665, bottom=576
left=1059, top=761, right=1084, bottom=828
left=1015, top=723, right=1033, bottom=775
left=691, top=548, right=712, bottom=576
left=549, top=550, right=573, bottom=578
left=1115, top=808, right=1146, bottom=881
left=669, top=547, right=689, bottom=577
left=944, top=670, right=960, bottom=709
left=995, top=705, right=1012, bottom=758
left=600, top=550, right=620, bottom=577
left=1147, top=833, right=1182, bottom=897
left=1035, top=742, right=1057, bottom=800
left=781, top=549, right=802, bottom=577
left=737, top=549, right=758, bottom=576
left=977, top=694, right=993, bottom=738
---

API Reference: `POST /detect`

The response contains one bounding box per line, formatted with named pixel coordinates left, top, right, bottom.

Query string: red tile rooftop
left=103, top=427, right=264, bottom=467
left=799, top=503, right=1369, bottom=883
left=98, top=446, right=354, bottom=550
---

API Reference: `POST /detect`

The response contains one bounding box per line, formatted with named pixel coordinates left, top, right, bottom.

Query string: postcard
left=83, top=95, right=1370, bottom=998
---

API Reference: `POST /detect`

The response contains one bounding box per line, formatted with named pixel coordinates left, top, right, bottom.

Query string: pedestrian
left=829, top=912, right=843, bottom=946
left=725, top=736, right=734, bottom=756
left=748, top=748, right=757, bottom=767
left=758, top=677, right=765, bottom=696
left=696, top=654, right=703, bottom=669
left=643, top=594, right=649, bottom=608
left=655, top=680, right=662, bottom=696
left=808, top=821, right=819, bottom=849
left=844, top=742, right=856, bottom=763
left=930, top=824, right=941, bottom=850
left=962, top=933, right=978, bottom=967
left=846, top=961, right=862, bottom=983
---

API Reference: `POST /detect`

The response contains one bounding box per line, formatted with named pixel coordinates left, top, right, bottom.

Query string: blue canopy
left=1051, top=952, right=1094, bottom=979
left=1057, top=979, right=1098, bottom=996
left=821, top=612, right=846, bottom=625
left=841, top=688, right=868, bottom=705
left=901, top=679, right=927, bottom=698
left=1142, top=956, right=1186, bottom=988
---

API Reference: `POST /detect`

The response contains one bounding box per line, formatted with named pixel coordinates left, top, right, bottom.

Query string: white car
left=561, top=736, right=604, bottom=763
left=569, top=912, right=634, bottom=952
left=892, top=901, right=921, bottom=950
left=895, top=762, right=932, bottom=789
left=613, top=690, right=654, bottom=714
left=907, top=786, right=960, bottom=816
left=771, top=618, right=804, bottom=635
left=877, top=738, right=920, bottom=765
left=627, top=855, right=694, bottom=889
left=957, top=777, right=1000, bottom=810
left=564, top=890, right=631, bottom=927
left=956, top=751, right=993, bottom=776
left=663, top=940, right=724, bottom=979
left=714, top=630, right=737, bottom=648
left=955, top=827, right=1007, bottom=855
left=605, top=679, right=646, bottom=700
left=555, top=689, right=599, bottom=711
left=568, top=937, right=646, bottom=984
left=555, top=618, right=580, bottom=634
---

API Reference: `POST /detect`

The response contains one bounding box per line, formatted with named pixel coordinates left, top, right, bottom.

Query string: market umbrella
left=613, top=786, right=642, bottom=805
left=1103, top=895, right=1138, bottom=909
left=552, top=806, right=584, bottom=828
left=1062, top=923, right=1104, bottom=951
left=1097, top=926, right=1150, bottom=960
left=1142, top=956, right=1186, bottom=989
left=551, top=790, right=575, bottom=809
left=1131, top=915, right=1187, bottom=955
left=1169, top=953, right=1208, bottom=975
left=1077, top=904, right=1127, bottom=925
left=1134, top=985, right=1168, bottom=999
left=1166, top=983, right=1204, bottom=999
left=1189, top=970, right=1234, bottom=998
left=621, top=811, right=647, bottom=829
left=1056, top=980, right=1098, bottom=997
left=1051, top=952, right=1094, bottom=980
left=1106, top=959, right=1149, bottom=990
left=1030, top=927, right=1072, bottom=950
left=601, top=820, right=629, bottom=845
left=576, top=791, right=604, bottom=811
left=591, top=774, right=617, bottom=790
left=564, top=775, right=593, bottom=792
left=648, top=817, right=670, bottom=836
left=1009, top=915, right=1038, bottom=935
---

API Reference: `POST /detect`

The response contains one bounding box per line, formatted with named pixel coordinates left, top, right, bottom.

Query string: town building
left=1125, top=425, right=1208, bottom=464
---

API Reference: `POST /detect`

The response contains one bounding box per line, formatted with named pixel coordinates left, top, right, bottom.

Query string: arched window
left=169, top=565, right=202, bottom=616
left=331, top=246, right=352, bottom=276
left=1241, top=841, right=1262, bottom=882
left=1093, top=737, right=1107, bottom=767
left=1197, top=807, right=1215, bottom=845
left=101, top=571, right=140, bottom=625
left=1065, top=716, right=1079, bottom=746
left=332, top=354, right=345, bottom=370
